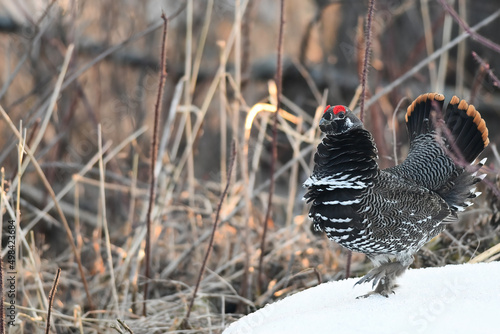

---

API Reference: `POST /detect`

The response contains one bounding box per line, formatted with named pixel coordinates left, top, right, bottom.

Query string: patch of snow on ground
left=223, top=262, right=500, bottom=334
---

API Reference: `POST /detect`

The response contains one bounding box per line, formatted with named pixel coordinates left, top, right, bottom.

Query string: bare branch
left=143, top=13, right=169, bottom=316
left=359, top=0, right=376, bottom=122
left=182, top=142, right=237, bottom=328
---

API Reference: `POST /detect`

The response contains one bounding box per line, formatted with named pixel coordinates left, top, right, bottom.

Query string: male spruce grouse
left=303, top=93, right=489, bottom=298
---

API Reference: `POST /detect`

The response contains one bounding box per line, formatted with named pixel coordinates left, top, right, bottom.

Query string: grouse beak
left=319, top=117, right=339, bottom=133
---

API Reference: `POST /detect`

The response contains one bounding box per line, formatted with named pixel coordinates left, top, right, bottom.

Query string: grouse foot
left=354, top=261, right=408, bottom=298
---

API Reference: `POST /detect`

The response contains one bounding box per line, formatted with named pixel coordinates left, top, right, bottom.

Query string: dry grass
left=0, top=1, right=499, bottom=333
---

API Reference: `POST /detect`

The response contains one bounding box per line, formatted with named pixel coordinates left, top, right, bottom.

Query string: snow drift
left=224, top=262, right=500, bottom=334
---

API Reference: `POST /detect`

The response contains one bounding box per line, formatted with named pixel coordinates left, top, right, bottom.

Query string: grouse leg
left=355, top=260, right=410, bottom=298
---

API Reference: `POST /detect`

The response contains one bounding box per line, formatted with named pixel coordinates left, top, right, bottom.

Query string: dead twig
left=438, top=0, right=500, bottom=55
left=472, top=51, right=500, bottom=88
left=143, top=13, right=169, bottom=316
left=0, top=104, right=95, bottom=311
left=116, top=319, right=134, bottom=334
left=44, top=268, right=61, bottom=334
left=360, top=9, right=500, bottom=112
left=9, top=118, right=40, bottom=181
left=359, top=0, right=376, bottom=122
left=349, top=0, right=376, bottom=277
left=181, top=142, right=237, bottom=329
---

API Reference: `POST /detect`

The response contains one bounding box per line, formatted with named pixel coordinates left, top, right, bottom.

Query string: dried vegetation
left=0, top=0, right=499, bottom=333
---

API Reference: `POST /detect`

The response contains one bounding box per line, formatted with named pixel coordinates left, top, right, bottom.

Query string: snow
left=223, top=262, right=500, bottom=334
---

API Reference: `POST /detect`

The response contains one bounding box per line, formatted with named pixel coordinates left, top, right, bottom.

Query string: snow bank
left=224, top=262, right=500, bottom=334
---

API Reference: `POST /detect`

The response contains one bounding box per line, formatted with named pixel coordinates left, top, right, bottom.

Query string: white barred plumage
left=304, top=93, right=489, bottom=298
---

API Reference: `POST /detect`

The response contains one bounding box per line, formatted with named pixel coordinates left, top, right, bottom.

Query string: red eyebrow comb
left=323, top=105, right=331, bottom=113
left=333, top=105, right=346, bottom=115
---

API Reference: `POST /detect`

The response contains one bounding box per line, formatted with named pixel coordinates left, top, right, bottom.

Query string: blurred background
left=0, top=0, right=499, bottom=332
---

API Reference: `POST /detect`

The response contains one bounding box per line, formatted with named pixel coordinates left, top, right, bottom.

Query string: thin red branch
left=472, top=51, right=500, bottom=88
left=143, top=13, right=168, bottom=316
left=438, top=0, right=500, bottom=55
left=350, top=0, right=376, bottom=277
left=258, top=0, right=286, bottom=294
left=359, top=0, right=376, bottom=123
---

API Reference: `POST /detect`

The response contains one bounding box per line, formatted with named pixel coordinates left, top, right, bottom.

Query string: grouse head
left=320, top=105, right=363, bottom=135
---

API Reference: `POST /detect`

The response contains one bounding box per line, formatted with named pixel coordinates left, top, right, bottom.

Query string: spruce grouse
left=303, top=93, right=489, bottom=297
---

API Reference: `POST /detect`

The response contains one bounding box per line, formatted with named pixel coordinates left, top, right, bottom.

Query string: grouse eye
left=337, top=112, right=345, bottom=119
left=323, top=111, right=332, bottom=121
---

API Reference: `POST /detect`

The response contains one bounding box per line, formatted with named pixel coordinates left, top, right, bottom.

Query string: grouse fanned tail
left=387, top=93, right=489, bottom=213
